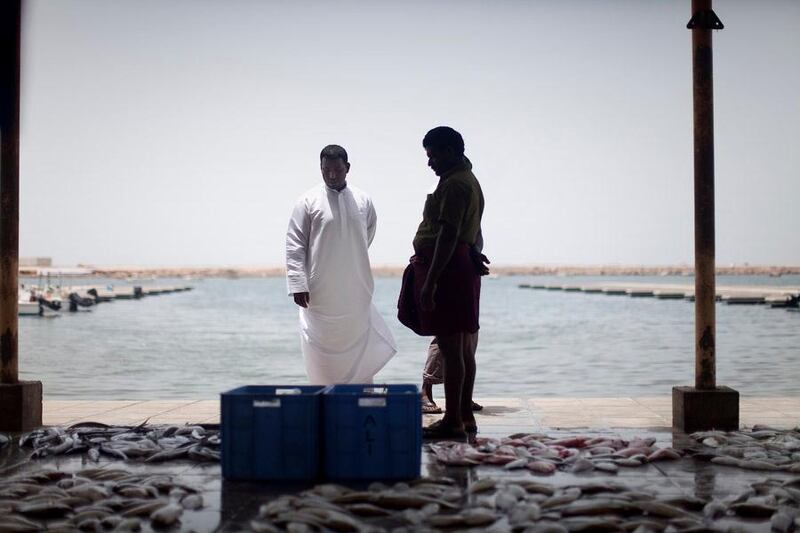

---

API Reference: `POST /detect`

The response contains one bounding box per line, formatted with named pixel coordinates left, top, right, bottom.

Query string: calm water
left=18, top=275, right=800, bottom=399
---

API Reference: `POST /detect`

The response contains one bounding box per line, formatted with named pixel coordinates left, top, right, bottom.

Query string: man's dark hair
left=422, top=126, right=464, bottom=155
left=320, top=144, right=348, bottom=164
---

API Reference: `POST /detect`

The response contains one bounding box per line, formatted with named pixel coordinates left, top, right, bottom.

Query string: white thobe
left=286, top=183, right=397, bottom=384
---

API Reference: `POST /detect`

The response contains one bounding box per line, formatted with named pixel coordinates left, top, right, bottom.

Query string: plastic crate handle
left=275, top=388, right=303, bottom=395
left=253, top=399, right=281, bottom=408
left=358, top=397, right=387, bottom=407
left=361, top=386, right=388, bottom=395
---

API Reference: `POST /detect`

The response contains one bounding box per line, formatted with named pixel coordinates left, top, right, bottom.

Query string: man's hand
left=420, top=282, right=437, bottom=312
left=470, top=247, right=491, bottom=276
left=293, top=292, right=310, bottom=308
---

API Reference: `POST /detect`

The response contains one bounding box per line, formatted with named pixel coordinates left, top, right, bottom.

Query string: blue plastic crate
left=221, top=385, right=325, bottom=480
left=323, top=384, right=421, bottom=480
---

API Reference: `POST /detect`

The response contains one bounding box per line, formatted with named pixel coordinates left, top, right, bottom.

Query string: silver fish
left=593, top=461, right=619, bottom=473
left=16, top=501, right=72, bottom=519
left=111, top=517, right=142, bottom=531
left=541, top=488, right=582, bottom=509
left=771, top=511, right=795, bottom=533
left=633, top=500, right=694, bottom=519
left=468, top=478, right=498, bottom=494
left=181, top=493, right=204, bottom=510
left=150, top=502, right=183, bottom=526
left=249, top=520, right=282, bottom=533
left=121, top=500, right=169, bottom=517
left=729, top=501, right=778, bottom=518
left=524, top=523, right=568, bottom=533
left=344, top=503, right=392, bottom=517
left=504, top=458, right=529, bottom=470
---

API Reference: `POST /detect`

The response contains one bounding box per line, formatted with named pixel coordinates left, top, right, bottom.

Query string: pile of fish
left=689, top=425, right=800, bottom=473
left=428, top=433, right=682, bottom=474
left=250, top=475, right=800, bottom=532
left=0, top=467, right=203, bottom=531
left=14, top=422, right=220, bottom=463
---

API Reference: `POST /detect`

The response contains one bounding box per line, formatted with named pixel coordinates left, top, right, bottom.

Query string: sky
left=18, top=0, right=800, bottom=267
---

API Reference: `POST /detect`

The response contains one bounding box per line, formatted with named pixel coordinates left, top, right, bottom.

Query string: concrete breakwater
left=19, top=264, right=800, bottom=279
left=520, top=282, right=800, bottom=308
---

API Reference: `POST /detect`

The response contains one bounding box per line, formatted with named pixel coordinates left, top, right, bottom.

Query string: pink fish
left=496, top=445, right=518, bottom=456
left=630, top=437, right=656, bottom=448
left=617, top=447, right=654, bottom=458
left=483, top=454, right=519, bottom=465
left=559, top=448, right=580, bottom=459
left=647, top=448, right=681, bottom=461
left=501, top=438, right=528, bottom=447
left=548, top=437, right=588, bottom=448
left=526, top=461, right=557, bottom=474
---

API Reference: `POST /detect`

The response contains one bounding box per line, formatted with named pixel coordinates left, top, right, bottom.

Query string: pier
left=68, top=284, right=194, bottom=299
left=520, top=282, right=800, bottom=308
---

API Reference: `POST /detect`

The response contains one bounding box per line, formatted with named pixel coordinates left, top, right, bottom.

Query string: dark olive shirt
left=413, top=161, right=484, bottom=251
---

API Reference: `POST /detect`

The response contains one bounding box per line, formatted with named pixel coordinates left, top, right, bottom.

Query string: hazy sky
left=18, top=0, right=800, bottom=266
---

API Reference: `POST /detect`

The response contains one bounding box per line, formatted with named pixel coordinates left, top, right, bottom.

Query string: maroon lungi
left=397, top=244, right=481, bottom=336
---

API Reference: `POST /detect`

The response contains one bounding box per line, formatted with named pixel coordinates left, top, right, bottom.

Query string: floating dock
left=519, top=282, right=800, bottom=309
left=66, top=284, right=193, bottom=300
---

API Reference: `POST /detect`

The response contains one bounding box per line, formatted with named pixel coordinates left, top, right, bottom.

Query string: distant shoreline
left=19, top=264, right=800, bottom=279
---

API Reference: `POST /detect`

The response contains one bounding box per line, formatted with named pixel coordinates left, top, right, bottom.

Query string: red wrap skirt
left=397, top=244, right=481, bottom=336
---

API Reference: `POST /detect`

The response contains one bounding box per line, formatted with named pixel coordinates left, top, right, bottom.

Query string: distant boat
left=18, top=299, right=41, bottom=316
left=18, top=290, right=60, bottom=317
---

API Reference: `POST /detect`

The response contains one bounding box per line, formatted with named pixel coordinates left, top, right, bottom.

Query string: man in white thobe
left=285, top=144, right=397, bottom=384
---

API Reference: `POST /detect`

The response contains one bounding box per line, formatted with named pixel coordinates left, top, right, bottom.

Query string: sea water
left=18, top=275, right=800, bottom=399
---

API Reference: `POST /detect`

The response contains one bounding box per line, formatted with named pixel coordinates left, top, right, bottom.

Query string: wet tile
left=600, top=417, right=670, bottom=427
left=476, top=416, right=536, bottom=426
left=539, top=421, right=594, bottom=429
left=740, top=416, right=796, bottom=428
left=178, top=508, right=224, bottom=532
left=476, top=397, right=526, bottom=408
left=579, top=397, right=638, bottom=406
left=632, top=396, right=671, bottom=406
left=42, top=416, right=80, bottom=426
left=527, top=398, right=583, bottom=407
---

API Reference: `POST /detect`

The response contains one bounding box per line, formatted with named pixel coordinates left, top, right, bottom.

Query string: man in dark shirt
left=398, top=126, right=485, bottom=439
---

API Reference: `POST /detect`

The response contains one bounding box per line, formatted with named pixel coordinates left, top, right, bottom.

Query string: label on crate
left=358, top=397, right=387, bottom=407
left=275, top=388, right=302, bottom=395
left=253, top=399, right=281, bottom=408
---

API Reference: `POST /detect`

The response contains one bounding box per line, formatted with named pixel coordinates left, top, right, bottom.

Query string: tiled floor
left=42, top=396, right=800, bottom=429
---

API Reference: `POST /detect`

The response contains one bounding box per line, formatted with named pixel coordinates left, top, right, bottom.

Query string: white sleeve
left=366, top=197, right=377, bottom=247
left=286, top=199, right=310, bottom=295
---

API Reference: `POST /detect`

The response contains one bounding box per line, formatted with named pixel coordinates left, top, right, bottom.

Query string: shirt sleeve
left=285, top=199, right=310, bottom=295
left=366, top=197, right=377, bottom=247
left=437, top=179, right=470, bottom=232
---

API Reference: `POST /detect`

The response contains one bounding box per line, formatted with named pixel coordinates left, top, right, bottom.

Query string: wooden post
left=0, top=0, right=21, bottom=385
left=0, top=0, right=43, bottom=432
left=691, top=0, right=716, bottom=391
left=673, top=0, right=738, bottom=433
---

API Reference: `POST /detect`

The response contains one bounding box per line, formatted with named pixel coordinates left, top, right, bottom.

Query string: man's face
left=320, top=157, right=349, bottom=189
left=425, top=146, right=458, bottom=177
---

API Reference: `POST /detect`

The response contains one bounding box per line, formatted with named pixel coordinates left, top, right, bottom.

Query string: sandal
left=423, top=419, right=467, bottom=440
left=471, top=401, right=483, bottom=412
left=422, top=399, right=443, bottom=415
